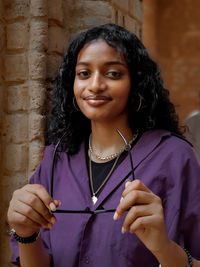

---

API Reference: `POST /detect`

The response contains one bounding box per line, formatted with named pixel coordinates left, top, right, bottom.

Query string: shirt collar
left=70, top=129, right=171, bottom=210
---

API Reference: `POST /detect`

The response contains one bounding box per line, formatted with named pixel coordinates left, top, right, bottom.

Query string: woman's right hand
left=7, top=184, right=60, bottom=237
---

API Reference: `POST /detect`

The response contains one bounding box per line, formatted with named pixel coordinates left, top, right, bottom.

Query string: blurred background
left=0, top=0, right=199, bottom=266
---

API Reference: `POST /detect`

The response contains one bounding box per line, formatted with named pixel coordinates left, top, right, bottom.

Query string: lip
left=83, top=95, right=112, bottom=106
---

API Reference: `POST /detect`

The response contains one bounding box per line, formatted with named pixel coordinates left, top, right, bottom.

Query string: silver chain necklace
left=89, top=133, right=138, bottom=161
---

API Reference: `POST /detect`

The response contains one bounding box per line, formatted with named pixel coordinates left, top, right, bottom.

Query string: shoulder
left=39, top=142, right=85, bottom=170
left=42, top=144, right=68, bottom=162
left=138, top=129, right=199, bottom=169
left=29, top=145, right=55, bottom=185
left=152, top=131, right=200, bottom=178
left=143, top=129, right=193, bottom=154
left=160, top=131, right=195, bottom=159
left=43, top=144, right=55, bottom=157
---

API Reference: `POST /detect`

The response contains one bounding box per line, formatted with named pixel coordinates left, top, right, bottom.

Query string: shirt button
left=85, top=256, right=90, bottom=264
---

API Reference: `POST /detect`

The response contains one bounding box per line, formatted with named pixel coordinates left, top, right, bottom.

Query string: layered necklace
left=88, top=133, right=138, bottom=205
left=89, top=133, right=137, bottom=161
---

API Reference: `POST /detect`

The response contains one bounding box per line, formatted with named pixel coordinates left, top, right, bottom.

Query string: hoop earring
left=73, top=97, right=80, bottom=112
left=135, top=95, right=142, bottom=112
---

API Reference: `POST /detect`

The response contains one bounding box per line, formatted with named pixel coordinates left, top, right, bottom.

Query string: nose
left=88, top=71, right=106, bottom=93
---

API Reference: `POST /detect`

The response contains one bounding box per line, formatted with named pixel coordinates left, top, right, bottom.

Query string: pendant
left=92, top=195, right=98, bottom=205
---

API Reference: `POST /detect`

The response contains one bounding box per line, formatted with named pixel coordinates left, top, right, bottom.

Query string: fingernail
left=113, top=211, right=119, bottom=220
left=120, top=197, right=124, bottom=203
left=121, top=227, right=126, bottom=234
left=54, top=200, right=61, bottom=207
left=49, top=202, right=56, bottom=211
left=125, top=181, right=131, bottom=188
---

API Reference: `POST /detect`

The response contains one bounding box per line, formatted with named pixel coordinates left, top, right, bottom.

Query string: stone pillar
left=0, top=0, right=5, bottom=263
left=47, top=0, right=65, bottom=81
left=62, top=0, right=112, bottom=43
left=28, top=0, right=48, bottom=177
left=0, top=0, right=48, bottom=265
left=111, top=0, right=143, bottom=38
left=1, top=1, right=29, bottom=265
left=0, top=0, right=4, bottom=170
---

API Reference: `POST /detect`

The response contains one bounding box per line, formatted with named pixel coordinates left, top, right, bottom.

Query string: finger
left=16, top=190, right=56, bottom=224
left=12, top=211, right=47, bottom=231
left=122, top=179, right=152, bottom=198
left=14, top=211, right=42, bottom=229
left=12, top=199, right=54, bottom=228
left=129, top=214, right=161, bottom=234
left=114, top=190, right=155, bottom=220
left=125, top=180, right=131, bottom=188
left=24, top=184, right=59, bottom=212
left=23, top=184, right=57, bottom=210
left=121, top=204, right=152, bottom=233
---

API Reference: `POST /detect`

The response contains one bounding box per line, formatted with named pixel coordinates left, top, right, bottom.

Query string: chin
left=81, top=112, right=108, bottom=122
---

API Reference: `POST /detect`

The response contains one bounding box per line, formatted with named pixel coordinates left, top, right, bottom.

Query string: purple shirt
left=11, top=130, right=200, bottom=266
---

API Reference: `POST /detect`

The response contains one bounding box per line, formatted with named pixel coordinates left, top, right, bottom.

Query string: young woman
left=8, top=24, right=200, bottom=267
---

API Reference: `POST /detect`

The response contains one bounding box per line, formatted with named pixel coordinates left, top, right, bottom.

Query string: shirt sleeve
left=179, top=151, right=200, bottom=259
left=166, top=141, right=200, bottom=260
left=10, top=146, right=54, bottom=266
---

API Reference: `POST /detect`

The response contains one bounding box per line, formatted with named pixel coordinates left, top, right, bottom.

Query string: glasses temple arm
left=116, top=129, right=135, bottom=180
left=51, top=131, right=67, bottom=197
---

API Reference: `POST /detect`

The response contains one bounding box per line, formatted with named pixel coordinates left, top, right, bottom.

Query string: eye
left=76, top=70, right=90, bottom=79
left=106, top=71, right=122, bottom=79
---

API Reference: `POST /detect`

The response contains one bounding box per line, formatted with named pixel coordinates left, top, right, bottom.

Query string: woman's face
left=74, top=39, right=131, bottom=123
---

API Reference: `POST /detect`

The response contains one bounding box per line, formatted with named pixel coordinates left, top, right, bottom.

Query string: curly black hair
left=47, top=23, right=182, bottom=154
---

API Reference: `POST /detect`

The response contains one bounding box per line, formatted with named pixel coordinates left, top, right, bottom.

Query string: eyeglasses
left=50, top=129, right=135, bottom=214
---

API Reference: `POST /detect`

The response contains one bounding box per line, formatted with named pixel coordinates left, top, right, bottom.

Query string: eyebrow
left=76, top=61, right=126, bottom=67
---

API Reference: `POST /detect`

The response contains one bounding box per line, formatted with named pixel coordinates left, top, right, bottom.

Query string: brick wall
left=111, top=0, right=143, bottom=39
left=63, top=0, right=112, bottom=41
left=0, top=0, right=4, bottom=173
left=0, top=0, right=4, bottom=262
left=1, top=1, right=47, bottom=265
left=0, top=1, right=143, bottom=266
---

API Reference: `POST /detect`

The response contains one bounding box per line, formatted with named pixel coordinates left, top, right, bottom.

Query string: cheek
left=73, top=79, right=82, bottom=97
left=116, top=83, right=131, bottom=101
left=118, top=88, right=131, bottom=109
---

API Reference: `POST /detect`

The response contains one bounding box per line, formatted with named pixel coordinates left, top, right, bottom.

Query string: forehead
left=76, top=39, right=126, bottom=64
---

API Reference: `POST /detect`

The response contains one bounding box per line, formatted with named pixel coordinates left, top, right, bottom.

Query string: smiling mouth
left=84, top=95, right=112, bottom=106
left=84, top=95, right=111, bottom=100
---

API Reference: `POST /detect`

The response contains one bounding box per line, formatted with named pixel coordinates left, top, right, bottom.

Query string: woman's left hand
left=114, top=179, right=170, bottom=254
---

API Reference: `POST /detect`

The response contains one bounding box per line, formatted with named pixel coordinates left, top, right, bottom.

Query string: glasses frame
left=50, top=129, right=135, bottom=214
